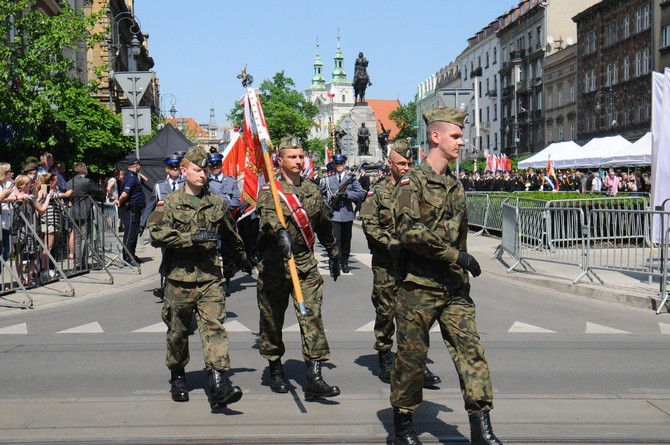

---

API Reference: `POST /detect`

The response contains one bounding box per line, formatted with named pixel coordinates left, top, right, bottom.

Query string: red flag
left=547, top=156, right=559, bottom=191
left=486, top=154, right=494, bottom=172
left=324, top=146, right=332, bottom=165
left=327, top=84, right=336, bottom=99
left=221, top=132, right=246, bottom=178
left=240, top=91, right=271, bottom=207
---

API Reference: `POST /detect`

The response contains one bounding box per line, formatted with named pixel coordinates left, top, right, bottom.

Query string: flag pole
left=239, top=69, right=307, bottom=316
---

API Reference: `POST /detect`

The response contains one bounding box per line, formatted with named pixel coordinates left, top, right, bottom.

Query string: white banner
left=651, top=69, right=670, bottom=243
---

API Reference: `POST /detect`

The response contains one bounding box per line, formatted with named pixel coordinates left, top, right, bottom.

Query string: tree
left=389, top=100, right=417, bottom=141
left=0, top=0, right=135, bottom=173
left=228, top=71, right=318, bottom=146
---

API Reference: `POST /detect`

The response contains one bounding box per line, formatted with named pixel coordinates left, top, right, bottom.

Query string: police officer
left=390, top=108, right=502, bottom=445
left=207, top=151, right=241, bottom=213
left=148, top=146, right=252, bottom=410
left=360, top=139, right=441, bottom=387
left=116, top=155, right=146, bottom=264
left=256, top=135, right=341, bottom=400
left=322, top=154, right=365, bottom=273
left=140, top=154, right=184, bottom=231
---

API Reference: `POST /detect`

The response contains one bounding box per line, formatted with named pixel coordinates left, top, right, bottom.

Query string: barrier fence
left=499, top=198, right=669, bottom=312
left=0, top=196, right=140, bottom=309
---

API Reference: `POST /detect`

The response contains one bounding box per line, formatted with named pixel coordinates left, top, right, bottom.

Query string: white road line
left=585, top=322, right=630, bottom=334
left=0, top=323, right=28, bottom=334
left=508, top=321, right=557, bottom=333
left=57, top=322, right=104, bottom=334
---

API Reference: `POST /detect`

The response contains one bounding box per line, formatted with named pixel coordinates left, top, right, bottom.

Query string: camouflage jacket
left=258, top=176, right=338, bottom=273
left=393, top=159, right=469, bottom=289
left=148, top=188, right=247, bottom=283
left=360, top=177, right=395, bottom=264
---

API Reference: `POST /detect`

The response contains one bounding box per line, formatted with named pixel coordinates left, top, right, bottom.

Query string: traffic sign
left=121, top=106, right=152, bottom=136
left=114, top=72, right=153, bottom=106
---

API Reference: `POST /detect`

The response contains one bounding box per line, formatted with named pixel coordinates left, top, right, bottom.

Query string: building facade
left=574, top=0, right=652, bottom=143
left=543, top=44, right=578, bottom=145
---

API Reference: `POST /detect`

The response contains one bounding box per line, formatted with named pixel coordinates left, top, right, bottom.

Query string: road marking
left=0, top=323, right=27, bottom=334
left=351, top=253, right=372, bottom=269
left=659, top=322, right=670, bottom=334
left=355, top=321, right=375, bottom=332
left=283, top=323, right=300, bottom=332
left=224, top=320, right=251, bottom=332
left=57, top=322, right=104, bottom=334
left=132, top=322, right=166, bottom=333
left=585, top=322, right=630, bottom=334
left=508, top=322, right=557, bottom=333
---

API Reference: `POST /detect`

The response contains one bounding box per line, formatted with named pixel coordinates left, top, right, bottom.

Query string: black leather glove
left=276, top=228, right=293, bottom=259
left=456, top=251, right=481, bottom=277
left=328, top=256, right=340, bottom=281
left=336, top=191, right=348, bottom=200
left=191, top=231, right=220, bottom=244
left=239, top=258, right=253, bottom=275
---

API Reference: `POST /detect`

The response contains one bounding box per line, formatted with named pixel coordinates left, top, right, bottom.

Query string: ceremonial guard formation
left=148, top=146, right=252, bottom=410
left=256, top=136, right=341, bottom=400
left=390, top=108, right=501, bottom=445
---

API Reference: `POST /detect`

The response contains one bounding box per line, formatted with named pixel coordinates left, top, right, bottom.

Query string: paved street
left=0, top=225, right=669, bottom=444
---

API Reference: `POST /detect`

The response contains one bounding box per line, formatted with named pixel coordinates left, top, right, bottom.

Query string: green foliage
left=305, top=138, right=326, bottom=164
left=227, top=71, right=318, bottom=147
left=389, top=100, right=416, bottom=141
left=0, top=0, right=129, bottom=173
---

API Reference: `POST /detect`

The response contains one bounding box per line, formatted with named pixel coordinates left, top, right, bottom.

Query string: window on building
left=569, top=121, right=575, bottom=140
left=494, top=132, right=498, bottom=148
left=493, top=47, right=497, bottom=64
left=547, top=89, right=553, bottom=109
left=606, top=64, right=612, bottom=86
left=537, top=91, right=542, bottom=110
left=624, top=15, right=630, bottom=38
left=569, top=84, right=575, bottom=102
left=486, top=106, right=490, bottom=121
left=558, top=89, right=563, bottom=106
left=528, top=31, right=533, bottom=50
left=493, top=103, right=498, bottom=121
left=537, top=25, right=542, bottom=48
left=643, top=48, right=650, bottom=75
left=558, top=124, right=564, bottom=141
left=606, top=20, right=618, bottom=46
left=643, top=5, right=651, bottom=30
left=623, top=57, right=630, bottom=81
left=486, top=134, right=490, bottom=150
left=613, top=61, right=619, bottom=84
left=635, top=51, right=642, bottom=77
left=663, top=25, right=670, bottom=48
left=479, top=80, right=482, bottom=97
left=590, top=69, right=596, bottom=91
left=485, top=52, right=489, bottom=67
left=636, top=7, right=643, bottom=33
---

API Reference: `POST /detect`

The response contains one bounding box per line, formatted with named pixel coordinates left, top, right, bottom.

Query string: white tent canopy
left=577, top=135, right=632, bottom=168
left=517, top=141, right=581, bottom=169
left=601, top=132, right=651, bottom=167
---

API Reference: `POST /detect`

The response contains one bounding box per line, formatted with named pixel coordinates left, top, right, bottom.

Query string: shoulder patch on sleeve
left=261, top=184, right=270, bottom=191
left=400, top=177, right=411, bottom=186
left=366, top=190, right=374, bottom=197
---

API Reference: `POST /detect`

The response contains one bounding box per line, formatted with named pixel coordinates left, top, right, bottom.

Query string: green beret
left=22, top=161, right=38, bottom=173
left=390, top=139, right=412, bottom=159
left=422, top=107, right=467, bottom=128
left=278, top=135, right=303, bottom=150
left=184, top=146, right=209, bottom=168
left=25, top=156, right=39, bottom=164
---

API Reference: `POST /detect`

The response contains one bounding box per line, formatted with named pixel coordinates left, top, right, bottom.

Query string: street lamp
left=107, top=11, right=142, bottom=111
left=158, top=93, right=177, bottom=129
left=504, top=116, right=519, bottom=158
left=595, top=86, right=617, bottom=129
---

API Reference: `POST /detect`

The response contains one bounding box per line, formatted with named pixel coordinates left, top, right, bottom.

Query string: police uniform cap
left=207, top=152, right=223, bottom=164
left=422, top=107, right=467, bottom=128
left=326, top=162, right=334, bottom=171
left=126, top=154, right=140, bottom=165
left=333, top=154, right=347, bottom=163
left=459, top=167, right=467, bottom=173
left=174, top=151, right=186, bottom=160
left=278, top=135, right=303, bottom=150
left=163, top=154, right=181, bottom=167
left=184, top=146, right=209, bottom=168
left=390, top=139, right=412, bottom=159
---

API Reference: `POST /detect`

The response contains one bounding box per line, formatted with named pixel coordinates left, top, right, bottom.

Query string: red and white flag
left=327, top=84, right=336, bottom=99
left=240, top=90, right=271, bottom=209
left=547, top=156, right=559, bottom=191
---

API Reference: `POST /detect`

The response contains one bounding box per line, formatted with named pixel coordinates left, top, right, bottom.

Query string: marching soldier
left=149, top=146, right=252, bottom=410
left=390, top=108, right=502, bottom=445
left=360, top=139, right=442, bottom=387
left=256, top=135, right=341, bottom=400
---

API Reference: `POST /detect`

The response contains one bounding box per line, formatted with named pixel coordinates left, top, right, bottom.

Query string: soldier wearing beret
left=148, top=146, right=252, bottom=410
left=256, top=135, right=341, bottom=400
left=360, top=139, right=442, bottom=387
left=390, top=108, right=502, bottom=445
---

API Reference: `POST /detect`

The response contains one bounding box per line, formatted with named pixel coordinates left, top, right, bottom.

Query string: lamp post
left=504, top=116, right=519, bottom=158
left=595, top=86, right=617, bottom=130
left=159, top=93, right=177, bottom=122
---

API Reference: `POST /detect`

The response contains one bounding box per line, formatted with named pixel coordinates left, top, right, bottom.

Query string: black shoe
left=378, top=350, right=393, bottom=384
left=269, top=359, right=288, bottom=393
left=423, top=365, right=441, bottom=388
left=153, top=288, right=164, bottom=300
left=305, top=360, right=340, bottom=400
left=469, top=411, right=503, bottom=445
left=169, top=371, right=189, bottom=402
left=341, top=260, right=350, bottom=273
left=208, top=369, right=243, bottom=409
left=393, top=408, right=422, bottom=445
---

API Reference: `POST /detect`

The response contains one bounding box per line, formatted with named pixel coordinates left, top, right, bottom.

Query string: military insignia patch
left=400, top=177, right=410, bottom=186
left=367, top=190, right=374, bottom=197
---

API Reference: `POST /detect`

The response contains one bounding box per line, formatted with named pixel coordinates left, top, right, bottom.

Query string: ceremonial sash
left=274, top=181, right=316, bottom=252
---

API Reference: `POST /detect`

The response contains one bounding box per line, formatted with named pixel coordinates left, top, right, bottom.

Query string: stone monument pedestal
left=348, top=104, right=383, bottom=166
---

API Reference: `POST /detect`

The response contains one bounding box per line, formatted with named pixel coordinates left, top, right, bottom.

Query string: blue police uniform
left=120, top=160, right=146, bottom=263
left=206, top=152, right=241, bottom=212
left=140, top=156, right=184, bottom=229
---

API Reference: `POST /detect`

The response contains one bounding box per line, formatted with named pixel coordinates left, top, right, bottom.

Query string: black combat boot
left=305, top=360, right=340, bottom=400
left=423, top=365, right=441, bottom=388
left=341, top=258, right=350, bottom=273
left=393, top=408, right=422, bottom=445
left=378, top=350, right=393, bottom=384
left=269, top=359, right=288, bottom=393
left=169, top=370, right=189, bottom=402
left=208, top=369, right=243, bottom=409
left=469, top=411, right=503, bottom=445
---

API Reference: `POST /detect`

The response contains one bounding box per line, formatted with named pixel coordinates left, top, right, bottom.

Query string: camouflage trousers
left=161, top=279, right=230, bottom=372
left=390, top=281, right=493, bottom=414
left=256, top=260, right=330, bottom=362
left=371, top=259, right=396, bottom=352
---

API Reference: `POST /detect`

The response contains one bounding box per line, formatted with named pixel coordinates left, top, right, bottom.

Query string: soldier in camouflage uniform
left=256, top=135, right=341, bottom=400
left=360, top=140, right=441, bottom=387
left=149, top=146, right=252, bottom=411
left=390, top=108, right=502, bottom=445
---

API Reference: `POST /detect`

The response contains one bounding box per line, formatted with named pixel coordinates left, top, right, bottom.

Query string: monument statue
left=353, top=52, right=372, bottom=104
left=357, top=122, right=370, bottom=156
left=334, top=128, right=346, bottom=154
left=378, top=120, right=391, bottom=160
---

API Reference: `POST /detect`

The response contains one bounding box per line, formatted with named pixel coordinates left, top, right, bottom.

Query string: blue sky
left=134, top=0, right=515, bottom=124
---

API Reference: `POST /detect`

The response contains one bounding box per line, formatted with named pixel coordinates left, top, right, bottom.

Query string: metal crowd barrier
left=0, top=195, right=139, bottom=309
